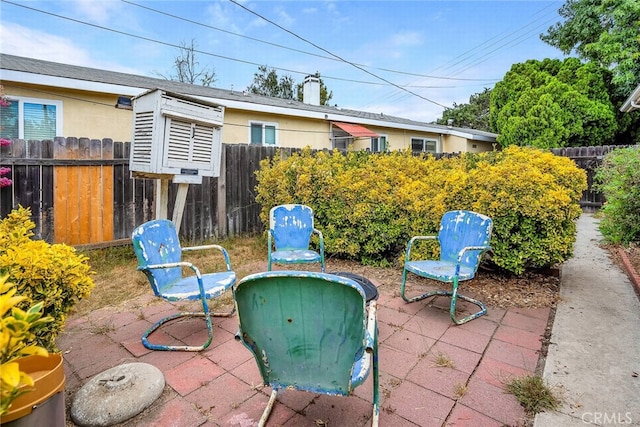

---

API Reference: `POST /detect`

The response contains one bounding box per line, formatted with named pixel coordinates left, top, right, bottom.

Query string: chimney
left=303, top=75, right=320, bottom=106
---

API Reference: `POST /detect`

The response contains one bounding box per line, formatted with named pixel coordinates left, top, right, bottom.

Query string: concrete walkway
left=535, top=214, right=640, bottom=427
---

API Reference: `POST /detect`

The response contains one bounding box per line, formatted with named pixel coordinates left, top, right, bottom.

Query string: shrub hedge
left=0, top=206, right=95, bottom=351
left=594, top=146, right=640, bottom=245
left=255, top=146, right=586, bottom=275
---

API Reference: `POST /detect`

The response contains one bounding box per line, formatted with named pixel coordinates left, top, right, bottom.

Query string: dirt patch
left=323, top=257, right=561, bottom=309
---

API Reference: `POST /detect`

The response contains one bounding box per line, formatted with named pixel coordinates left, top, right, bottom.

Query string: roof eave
left=1, top=66, right=497, bottom=141
left=621, top=83, right=640, bottom=112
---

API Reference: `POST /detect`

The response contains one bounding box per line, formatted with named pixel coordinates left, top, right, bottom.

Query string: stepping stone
left=71, top=363, right=164, bottom=426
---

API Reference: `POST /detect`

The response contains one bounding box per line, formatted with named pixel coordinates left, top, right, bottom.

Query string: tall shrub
left=594, top=146, right=640, bottom=244
left=255, top=146, right=586, bottom=274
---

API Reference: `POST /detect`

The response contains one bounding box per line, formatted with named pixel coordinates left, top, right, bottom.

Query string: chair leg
left=371, top=328, right=380, bottom=427
left=401, top=272, right=487, bottom=325
left=142, top=311, right=214, bottom=351
left=401, top=267, right=450, bottom=303
left=259, top=389, right=278, bottom=427
left=449, top=286, right=487, bottom=325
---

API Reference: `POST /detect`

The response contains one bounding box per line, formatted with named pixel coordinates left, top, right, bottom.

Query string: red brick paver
left=60, top=277, right=549, bottom=426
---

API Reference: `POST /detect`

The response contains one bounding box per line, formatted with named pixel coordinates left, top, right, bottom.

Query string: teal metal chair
left=132, top=219, right=236, bottom=351
left=234, top=271, right=379, bottom=426
left=400, top=210, right=493, bottom=325
left=268, top=204, right=325, bottom=272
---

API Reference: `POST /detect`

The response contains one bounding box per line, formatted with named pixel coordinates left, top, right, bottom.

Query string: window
left=0, top=97, right=62, bottom=140
left=371, top=136, right=387, bottom=153
left=411, top=137, right=438, bottom=154
left=249, top=121, right=277, bottom=146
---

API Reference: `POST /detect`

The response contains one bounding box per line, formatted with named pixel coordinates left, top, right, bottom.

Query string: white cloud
left=390, top=31, right=423, bottom=47
left=1, top=22, right=92, bottom=65
left=69, top=0, right=123, bottom=26
left=0, top=22, right=143, bottom=75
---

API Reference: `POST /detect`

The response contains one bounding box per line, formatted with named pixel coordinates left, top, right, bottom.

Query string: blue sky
left=0, top=0, right=567, bottom=123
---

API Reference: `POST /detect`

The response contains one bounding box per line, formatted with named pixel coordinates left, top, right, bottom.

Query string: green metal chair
left=132, top=219, right=236, bottom=351
left=400, top=210, right=493, bottom=325
left=268, top=204, right=325, bottom=272
left=234, top=271, right=379, bottom=426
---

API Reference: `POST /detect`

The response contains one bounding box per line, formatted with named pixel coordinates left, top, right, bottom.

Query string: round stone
left=70, top=363, right=165, bottom=427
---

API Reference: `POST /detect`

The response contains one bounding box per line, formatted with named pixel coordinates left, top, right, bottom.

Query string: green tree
left=435, top=88, right=492, bottom=131
left=247, top=65, right=296, bottom=99
left=295, top=72, right=334, bottom=106
left=540, top=0, right=640, bottom=98
left=156, top=39, right=216, bottom=87
left=490, top=58, right=618, bottom=148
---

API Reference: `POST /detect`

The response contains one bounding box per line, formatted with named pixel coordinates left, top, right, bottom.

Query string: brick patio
left=59, top=276, right=550, bottom=426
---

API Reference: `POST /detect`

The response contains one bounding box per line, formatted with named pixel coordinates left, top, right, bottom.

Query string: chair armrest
left=139, top=261, right=202, bottom=278
left=182, top=244, right=233, bottom=271
left=455, top=245, right=491, bottom=263
left=405, top=235, right=436, bottom=262
left=365, top=301, right=377, bottom=354
left=313, top=228, right=324, bottom=253
left=267, top=229, right=274, bottom=252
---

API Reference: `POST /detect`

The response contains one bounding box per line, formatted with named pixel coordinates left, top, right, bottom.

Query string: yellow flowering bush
left=0, top=206, right=95, bottom=351
left=0, top=273, right=52, bottom=416
left=255, top=146, right=586, bottom=274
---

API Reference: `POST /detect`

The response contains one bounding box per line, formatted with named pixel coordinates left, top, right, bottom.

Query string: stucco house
left=0, top=53, right=496, bottom=153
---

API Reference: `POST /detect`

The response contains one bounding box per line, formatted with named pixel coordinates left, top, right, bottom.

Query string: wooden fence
left=0, top=138, right=293, bottom=246
left=550, top=145, right=634, bottom=212
left=1, top=140, right=634, bottom=246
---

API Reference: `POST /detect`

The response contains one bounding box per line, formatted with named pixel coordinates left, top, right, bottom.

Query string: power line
left=370, top=1, right=562, bottom=108
left=0, top=0, right=490, bottom=92
left=228, top=0, right=449, bottom=109
left=122, top=0, right=497, bottom=83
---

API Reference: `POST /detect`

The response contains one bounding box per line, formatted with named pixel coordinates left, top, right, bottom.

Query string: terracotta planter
left=0, top=353, right=66, bottom=426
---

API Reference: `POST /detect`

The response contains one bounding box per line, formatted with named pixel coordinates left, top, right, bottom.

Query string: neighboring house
left=621, top=83, right=640, bottom=113
left=0, top=53, right=497, bottom=153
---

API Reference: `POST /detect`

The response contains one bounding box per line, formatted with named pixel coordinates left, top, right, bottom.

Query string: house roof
left=621, top=83, right=640, bottom=112
left=0, top=53, right=497, bottom=142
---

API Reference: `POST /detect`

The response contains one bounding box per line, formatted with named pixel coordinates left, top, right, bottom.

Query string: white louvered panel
left=191, top=124, right=215, bottom=165
left=166, top=119, right=192, bottom=162
left=132, top=111, right=154, bottom=163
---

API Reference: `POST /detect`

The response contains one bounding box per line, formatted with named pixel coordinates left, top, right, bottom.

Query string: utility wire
left=122, top=0, right=497, bottom=83
left=1, top=0, right=487, bottom=91
left=229, top=0, right=449, bottom=109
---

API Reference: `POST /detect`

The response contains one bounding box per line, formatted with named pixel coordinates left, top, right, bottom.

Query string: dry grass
left=505, top=375, right=561, bottom=415
left=73, top=235, right=268, bottom=317
left=432, top=352, right=455, bottom=368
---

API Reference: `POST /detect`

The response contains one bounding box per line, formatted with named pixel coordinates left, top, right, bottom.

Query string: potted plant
left=0, top=273, right=60, bottom=423
left=0, top=206, right=95, bottom=425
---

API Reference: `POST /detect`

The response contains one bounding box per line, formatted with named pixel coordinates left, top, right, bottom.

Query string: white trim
left=621, top=83, right=640, bottom=112
left=3, top=95, right=63, bottom=139
left=411, top=136, right=439, bottom=154
left=248, top=120, right=279, bottom=146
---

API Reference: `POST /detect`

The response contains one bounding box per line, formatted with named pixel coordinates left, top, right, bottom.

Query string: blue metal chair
left=267, top=204, right=325, bottom=272
left=132, top=219, right=236, bottom=351
left=400, top=210, right=493, bottom=325
left=234, top=271, right=379, bottom=427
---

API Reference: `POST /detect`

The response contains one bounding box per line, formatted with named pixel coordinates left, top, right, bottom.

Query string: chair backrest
left=132, top=219, right=183, bottom=295
left=234, top=271, right=367, bottom=395
left=269, top=204, right=315, bottom=251
left=438, top=210, right=493, bottom=270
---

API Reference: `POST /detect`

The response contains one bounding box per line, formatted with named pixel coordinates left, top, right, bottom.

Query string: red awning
left=332, top=122, right=379, bottom=138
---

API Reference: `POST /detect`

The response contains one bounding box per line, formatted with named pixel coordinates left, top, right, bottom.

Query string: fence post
left=217, top=146, right=227, bottom=238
